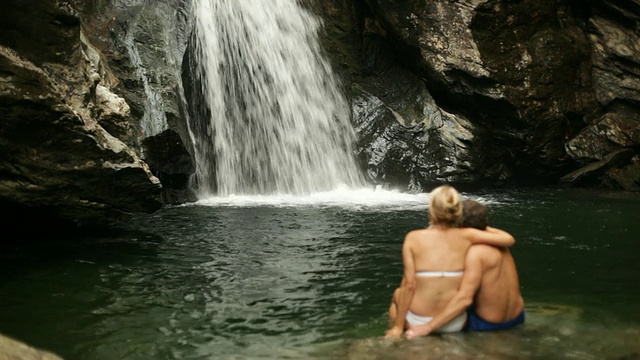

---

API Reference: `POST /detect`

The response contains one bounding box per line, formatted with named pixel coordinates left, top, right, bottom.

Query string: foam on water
left=193, top=186, right=507, bottom=211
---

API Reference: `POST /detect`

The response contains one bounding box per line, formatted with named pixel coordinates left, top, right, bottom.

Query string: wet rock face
left=567, top=108, right=640, bottom=162
left=142, top=130, right=197, bottom=205
left=77, top=0, right=191, bottom=136
left=311, top=0, right=507, bottom=190
left=2, top=0, right=640, bottom=233
left=0, top=0, right=202, bottom=229
left=589, top=0, right=640, bottom=106
left=0, top=0, right=163, bottom=229
left=313, top=0, right=640, bottom=190
left=469, top=1, right=595, bottom=170
left=359, top=0, right=595, bottom=184
left=0, top=1, right=82, bottom=67
left=78, top=0, right=196, bottom=203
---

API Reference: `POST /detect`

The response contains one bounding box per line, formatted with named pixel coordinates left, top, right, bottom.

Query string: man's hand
left=384, top=326, right=404, bottom=339
left=405, top=323, right=433, bottom=339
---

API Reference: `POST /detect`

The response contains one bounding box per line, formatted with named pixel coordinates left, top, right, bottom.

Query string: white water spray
left=189, top=0, right=365, bottom=197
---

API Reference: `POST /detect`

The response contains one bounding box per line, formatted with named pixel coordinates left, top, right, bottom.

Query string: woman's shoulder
left=404, top=227, right=435, bottom=241
left=406, top=227, right=429, bottom=235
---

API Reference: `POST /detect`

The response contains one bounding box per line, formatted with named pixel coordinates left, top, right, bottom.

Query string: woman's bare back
left=405, top=227, right=472, bottom=316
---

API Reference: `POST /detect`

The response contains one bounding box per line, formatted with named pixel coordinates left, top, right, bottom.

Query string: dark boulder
left=0, top=0, right=163, bottom=230
left=312, top=0, right=640, bottom=190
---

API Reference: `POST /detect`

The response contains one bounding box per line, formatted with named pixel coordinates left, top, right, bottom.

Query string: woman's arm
left=462, top=226, right=515, bottom=247
left=384, top=233, right=417, bottom=338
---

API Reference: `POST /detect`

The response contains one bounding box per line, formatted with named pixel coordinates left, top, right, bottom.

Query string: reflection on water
left=0, top=188, right=639, bottom=359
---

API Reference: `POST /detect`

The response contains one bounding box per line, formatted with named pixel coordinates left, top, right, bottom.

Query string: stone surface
left=142, top=130, right=197, bottom=204
left=311, top=0, right=640, bottom=190
left=0, top=0, right=163, bottom=229
left=0, top=333, right=63, bottom=360
left=2, top=0, right=640, bottom=234
left=566, top=108, right=640, bottom=161
left=560, top=149, right=634, bottom=185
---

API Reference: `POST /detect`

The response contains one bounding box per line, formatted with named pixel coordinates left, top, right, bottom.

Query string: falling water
left=189, top=0, right=365, bottom=197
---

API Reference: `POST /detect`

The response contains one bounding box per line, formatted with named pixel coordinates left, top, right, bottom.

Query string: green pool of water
left=1, top=187, right=639, bottom=359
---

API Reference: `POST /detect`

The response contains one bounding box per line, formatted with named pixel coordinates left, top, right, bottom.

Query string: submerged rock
left=0, top=333, right=63, bottom=360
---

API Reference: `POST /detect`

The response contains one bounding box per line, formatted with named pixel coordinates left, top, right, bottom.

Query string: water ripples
left=2, top=188, right=640, bottom=359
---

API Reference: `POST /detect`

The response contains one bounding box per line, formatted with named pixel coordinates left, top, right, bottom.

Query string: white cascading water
left=189, top=0, right=365, bottom=197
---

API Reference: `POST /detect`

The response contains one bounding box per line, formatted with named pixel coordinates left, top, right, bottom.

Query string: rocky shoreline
left=0, top=333, right=63, bottom=360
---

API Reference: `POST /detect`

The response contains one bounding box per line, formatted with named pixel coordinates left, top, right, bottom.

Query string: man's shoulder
left=468, top=244, right=502, bottom=263
left=469, top=243, right=501, bottom=252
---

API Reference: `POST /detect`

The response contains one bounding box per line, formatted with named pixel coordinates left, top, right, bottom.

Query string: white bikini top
left=415, top=270, right=464, bottom=277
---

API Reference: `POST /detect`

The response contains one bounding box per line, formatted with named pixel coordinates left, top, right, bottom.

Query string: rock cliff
left=1, top=0, right=639, bottom=232
left=313, top=0, right=640, bottom=190
left=0, top=0, right=165, bottom=231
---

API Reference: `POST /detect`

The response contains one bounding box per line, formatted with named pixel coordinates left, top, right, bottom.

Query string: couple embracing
left=385, top=185, right=525, bottom=339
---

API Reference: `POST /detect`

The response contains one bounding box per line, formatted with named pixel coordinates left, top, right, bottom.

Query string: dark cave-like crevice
left=587, top=0, right=640, bottom=28
left=356, top=1, right=537, bottom=187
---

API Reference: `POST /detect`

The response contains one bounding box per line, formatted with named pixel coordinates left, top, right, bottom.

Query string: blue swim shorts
left=466, top=307, right=525, bottom=332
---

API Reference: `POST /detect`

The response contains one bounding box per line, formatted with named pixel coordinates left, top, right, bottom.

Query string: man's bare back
left=465, top=245, right=525, bottom=327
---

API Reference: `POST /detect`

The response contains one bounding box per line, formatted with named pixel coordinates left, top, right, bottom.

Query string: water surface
left=1, top=187, right=639, bottom=359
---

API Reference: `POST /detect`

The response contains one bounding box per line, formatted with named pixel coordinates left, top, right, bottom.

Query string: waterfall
left=189, top=0, right=364, bottom=197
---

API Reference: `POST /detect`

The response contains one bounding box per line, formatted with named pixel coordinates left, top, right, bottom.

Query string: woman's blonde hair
left=428, top=185, right=462, bottom=227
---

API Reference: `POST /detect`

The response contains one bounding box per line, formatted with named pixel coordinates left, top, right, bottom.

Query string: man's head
left=461, top=200, right=488, bottom=230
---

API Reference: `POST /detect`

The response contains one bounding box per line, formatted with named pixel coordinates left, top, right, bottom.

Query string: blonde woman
left=385, top=185, right=515, bottom=338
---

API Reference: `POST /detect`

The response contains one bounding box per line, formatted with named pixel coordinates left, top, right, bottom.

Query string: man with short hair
left=406, top=200, right=525, bottom=338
